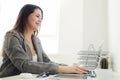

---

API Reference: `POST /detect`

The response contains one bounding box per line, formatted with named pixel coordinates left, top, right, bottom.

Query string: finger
left=73, top=67, right=87, bottom=74
left=75, top=66, right=89, bottom=74
left=76, top=66, right=88, bottom=71
left=74, top=69, right=87, bottom=74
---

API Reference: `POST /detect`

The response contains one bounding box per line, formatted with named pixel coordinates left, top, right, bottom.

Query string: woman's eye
left=36, top=15, right=42, bottom=19
left=36, top=15, right=40, bottom=17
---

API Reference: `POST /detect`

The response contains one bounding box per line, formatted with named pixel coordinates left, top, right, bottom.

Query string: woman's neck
left=23, top=28, right=33, bottom=42
left=24, top=30, right=36, bottom=56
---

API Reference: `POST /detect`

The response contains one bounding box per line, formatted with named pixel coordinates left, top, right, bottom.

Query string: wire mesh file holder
left=77, top=44, right=101, bottom=71
left=75, top=43, right=104, bottom=78
left=85, top=44, right=98, bottom=70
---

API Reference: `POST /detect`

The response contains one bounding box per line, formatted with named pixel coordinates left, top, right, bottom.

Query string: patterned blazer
left=0, top=31, right=59, bottom=78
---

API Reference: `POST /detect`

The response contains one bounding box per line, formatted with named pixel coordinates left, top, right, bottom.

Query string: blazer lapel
left=32, top=35, right=43, bottom=62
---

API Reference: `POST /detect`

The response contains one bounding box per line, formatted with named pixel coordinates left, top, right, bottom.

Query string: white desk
left=95, top=69, right=120, bottom=80
left=0, top=69, right=120, bottom=80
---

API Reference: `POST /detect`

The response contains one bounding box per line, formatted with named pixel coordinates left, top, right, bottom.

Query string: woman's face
left=26, top=8, right=42, bottom=31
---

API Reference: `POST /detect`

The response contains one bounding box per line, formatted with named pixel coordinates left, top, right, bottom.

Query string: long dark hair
left=12, top=4, right=43, bottom=35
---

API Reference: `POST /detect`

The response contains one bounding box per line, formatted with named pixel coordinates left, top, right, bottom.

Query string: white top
left=33, top=54, right=37, bottom=62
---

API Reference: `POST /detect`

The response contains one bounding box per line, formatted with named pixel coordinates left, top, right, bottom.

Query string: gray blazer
left=0, top=31, right=59, bottom=78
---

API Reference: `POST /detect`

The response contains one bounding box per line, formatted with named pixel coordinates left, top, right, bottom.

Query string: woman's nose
left=38, top=18, right=42, bottom=23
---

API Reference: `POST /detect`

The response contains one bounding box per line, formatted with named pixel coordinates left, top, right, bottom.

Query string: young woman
left=0, top=4, right=88, bottom=78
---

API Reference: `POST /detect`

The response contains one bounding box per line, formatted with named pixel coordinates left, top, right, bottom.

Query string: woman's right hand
left=58, top=66, right=88, bottom=74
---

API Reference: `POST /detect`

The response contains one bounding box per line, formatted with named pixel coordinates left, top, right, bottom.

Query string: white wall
left=83, top=0, right=108, bottom=50
left=50, top=0, right=109, bottom=65
left=59, top=0, right=84, bottom=54
left=49, top=0, right=84, bottom=65
left=108, top=0, right=120, bottom=72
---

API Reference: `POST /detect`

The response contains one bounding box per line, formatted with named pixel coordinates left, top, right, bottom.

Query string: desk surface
left=0, top=69, right=120, bottom=80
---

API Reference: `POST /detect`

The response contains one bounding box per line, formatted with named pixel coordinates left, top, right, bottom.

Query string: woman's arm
left=36, top=38, right=67, bottom=66
left=42, top=51, right=67, bottom=66
left=36, top=38, right=88, bottom=74
left=58, top=66, right=88, bottom=74
left=4, top=32, right=88, bottom=75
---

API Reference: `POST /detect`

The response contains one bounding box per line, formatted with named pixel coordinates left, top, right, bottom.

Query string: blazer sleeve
left=42, top=50, right=67, bottom=66
left=4, top=34, right=59, bottom=74
left=38, top=38, right=67, bottom=66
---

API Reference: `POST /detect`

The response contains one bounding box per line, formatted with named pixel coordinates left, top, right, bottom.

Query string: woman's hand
left=58, top=66, right=88, bottom=74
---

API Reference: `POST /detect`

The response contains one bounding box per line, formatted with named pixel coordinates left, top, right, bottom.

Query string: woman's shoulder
left=5, top=30, right=24, bottom=40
